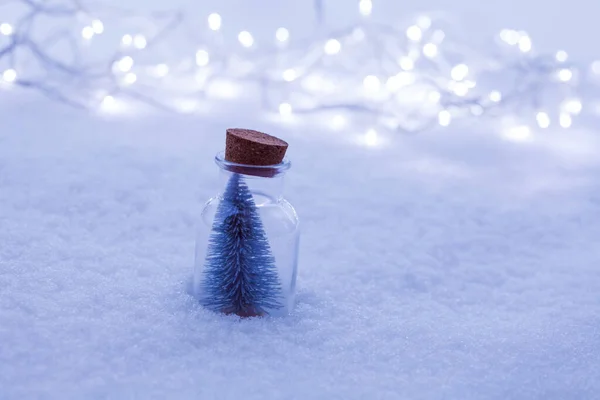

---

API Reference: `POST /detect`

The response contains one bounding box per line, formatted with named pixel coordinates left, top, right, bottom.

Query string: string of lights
left=0, top=0, right=599, bottom=139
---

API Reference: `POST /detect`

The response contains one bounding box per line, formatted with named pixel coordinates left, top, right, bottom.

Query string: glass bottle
left=193, top=151, right=300, bottom=317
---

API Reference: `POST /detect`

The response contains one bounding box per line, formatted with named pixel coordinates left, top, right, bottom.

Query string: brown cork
left=225, top=128, right=288, bottom=166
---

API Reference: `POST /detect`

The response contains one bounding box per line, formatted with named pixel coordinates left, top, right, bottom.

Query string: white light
left=208, top=13, right=222, bottom=31
left=133, top=35, right=147, bottom=49
left=352, top=28, right=365, bottom=41
left=359, top=0, right=373, bottom=16
left=155, top=64, right=169, bottom=77
left=0, top=23, right=13, bottom=36
left=92, top=19, right=104, bottom=34
left=365, top=129, right=378, bottom=146
left=324, top=39, right=341, bottom=55
left=102, top=95, right=115, bottom=107
left=195, top=50, right=209, bottom=67
left=499, top=29, right=520, bottom=46
left=558, top=68, right=572, bottom=82
left=283, top=69, right=297, bottom=82
left=276, top=27, right=289, bottom=42
left=450, top=64, right=468, bottom=81
left=559, top=113, right=572, bottom=128
left=556, top=50, right=568, bottom=62
left=438, top=110, right=451, bottom=126
left=518, top=35, right=532, bottom=52
left=505, top=125, right=531, bottom=141
left=117, top=56, right=134, bottom=72
left=536, top=111, right=550, bottom=128
left=81, top=26, right=94, bottom=40
left=562, top=98, right=582, bottom=115
left=363, top=75, right=381, bottom=91
left=2, top=69, right=16, bottom=82
left=471, top=105, right=484, bottom=116
left=238, top=31, right=254, bottom=48
left=431, top=29, right=445, bottom=43
left=124, top=72, right=137, bottom=84
left=489, top=91, right=502, bottom=102
left=428, top=91, right=441, bottom=103
left=406, top=25, right=422, bottom=41
left=592, top=61, right=600, bottom=74
left=399, top=57, right=414, bottom=71
left=386, top=72, right=414, bottom=91
left=332, top=115, right=346, bottom=128
left=417, top=16, right=432, bottom=30
left=423, top=43, right=438, bottom=58
left=121, top=34, right=132, bottom=46
left=452, top=82, right=469, bottom=97
left=279, top=102, right=292, bottom=116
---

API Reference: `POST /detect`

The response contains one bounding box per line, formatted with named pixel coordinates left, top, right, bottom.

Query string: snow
left=1, top=97, right=599, bottom=399
left=2, top=0, right=600, bottom=397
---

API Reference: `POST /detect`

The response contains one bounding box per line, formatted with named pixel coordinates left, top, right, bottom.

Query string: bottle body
left=193, top=153, right=299, bottom=317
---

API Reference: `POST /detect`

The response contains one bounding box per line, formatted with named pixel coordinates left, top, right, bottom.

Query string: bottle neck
left=219, top=170, right=285, bottom=200
left=214, top=150, right=291, bottom=201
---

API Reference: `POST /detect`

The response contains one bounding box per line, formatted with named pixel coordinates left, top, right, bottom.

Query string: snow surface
left=1, top=96, right=599, bottom=399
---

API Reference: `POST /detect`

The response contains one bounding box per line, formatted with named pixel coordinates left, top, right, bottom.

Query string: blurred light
left=431, top=29, right=445, bottom=43
left=428, top=91, right=441, bottom=103
left=208, top=13, right=222, bottom=30
left=92, top=19, right=104, bottom=34
left=324, top=39, right=341, bottom=54
left=558, top=68, right=572, bottom=82
left=417, top=16, right=432, bottom=29
left=238, top=31, right=254, bottom=47
left=399, top=56, right=414, bottom=71
left=332, top=114, right=346, bottom=129
left=386, top=72, right=414, bottom=91
left=196, top=50, right=209, bottom=66
left=489, top=91, right=502, bottom=102
left=365, top=129, right=378, bottom=146
left=504, top=125, right=531, bottom=141
left=81, top=26, right=94, bottom=40
left=352, top=28, right=365, bottom=41
left=121, top=34, right=132, bottom=46
left=423, top=43, right=438, bottom=58
left=133, top=35, right=147, bottom=49
left=451, top=64, right=468, bottom=81
left=359, top=0, right=373, bottom=16
left=2, top=69, right=16, bottom=82
left=438, top=110, right=451, bottom=126
left=518, top=35, right=532, bottom=52
left=406, top=25, right=422, bottom=41
left=154, top=64, right=169, bottom=77
left=102, top=95, right=115, bottom=107
left=0, top=23, right=13, bottom=35
left=452, top=82, right=469, bottom=96
left=536, top=111, right=550, bottom=128
left=555, top=50, right=568, bottom=62
left=471, top=105, right=484, bottom=116
left=276, top=27, right=289, bottom=42
left=363, top=75, right=380, bottom=91
left=559, top=113, right=572, bottom=128
left=592, top=61, right=600, bottom=74
left=499, top=29, right=519, bottom=45
left=283, top=69, right=297, bottom=82
left=123, top=72, right=137, bottom=84
left=177, top=100, right=200, bottom=114
left=117, top=56, right=133, bottom=72
left=562, top=98, right=582, bottom=115
left=279, top=102, right=292, bottom=115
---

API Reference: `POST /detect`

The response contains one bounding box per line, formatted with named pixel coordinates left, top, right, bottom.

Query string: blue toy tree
left=200, top=173, right=283, bottom=317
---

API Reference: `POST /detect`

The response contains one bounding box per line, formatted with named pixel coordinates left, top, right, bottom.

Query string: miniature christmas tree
left=200, top=172, right=283, bottom=317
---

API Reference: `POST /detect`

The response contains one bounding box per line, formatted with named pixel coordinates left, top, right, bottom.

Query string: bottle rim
left=214, top=151, right=291, bottom=177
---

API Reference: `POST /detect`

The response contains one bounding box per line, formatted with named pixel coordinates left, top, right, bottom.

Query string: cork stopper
left=225, top=128, right=288, bottom=166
